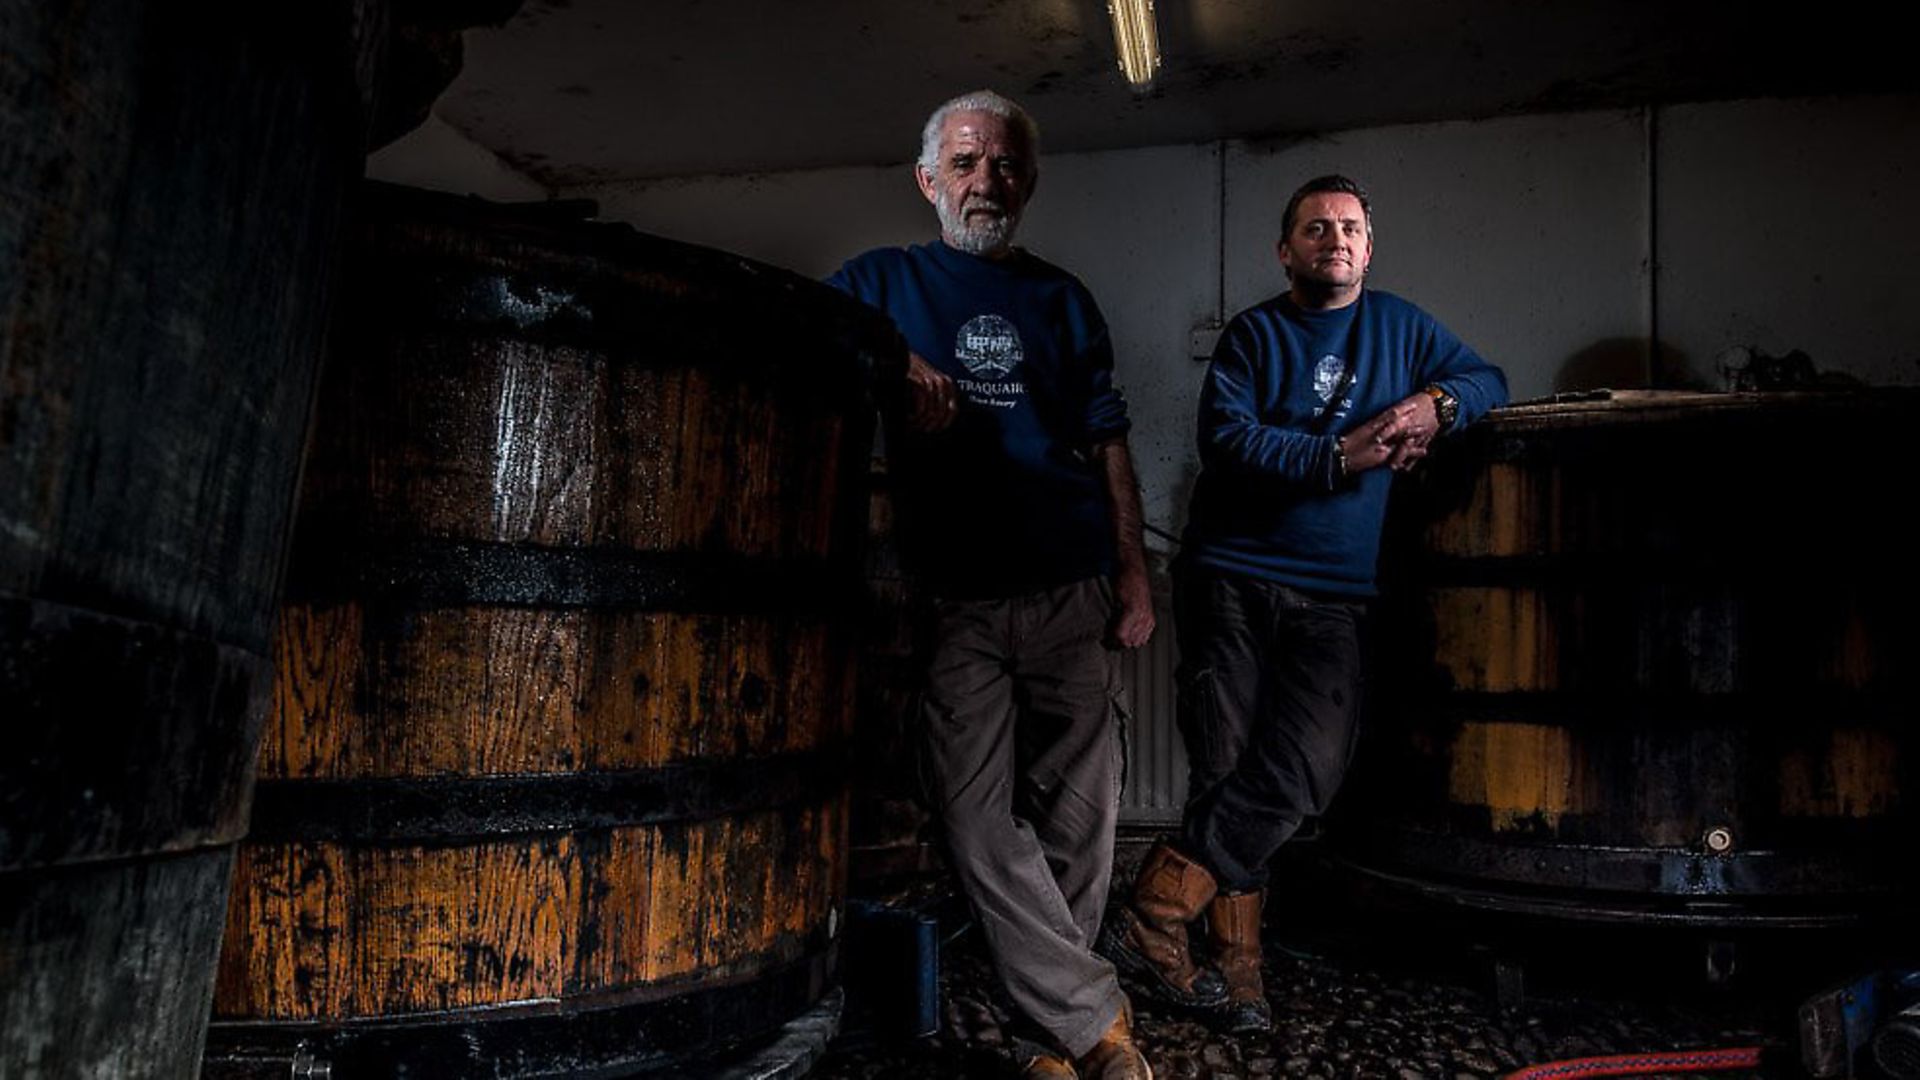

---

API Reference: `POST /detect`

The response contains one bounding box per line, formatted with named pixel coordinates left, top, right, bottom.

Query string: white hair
left=916, top=90, right=1040, bottom=174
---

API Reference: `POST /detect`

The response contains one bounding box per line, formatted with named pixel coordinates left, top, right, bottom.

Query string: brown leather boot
left=1206, top=888, right=1272, bottom=1034
left=1075, top=1009, right=1152, bottom=1080
left=1020, top=1050, right=1079, bottom=1079
left=1097, top=841, right=1227, bottom=1008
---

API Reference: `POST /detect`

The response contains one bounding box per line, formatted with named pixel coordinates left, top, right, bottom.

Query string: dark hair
left=1281, top=174, right=1372, bottom=239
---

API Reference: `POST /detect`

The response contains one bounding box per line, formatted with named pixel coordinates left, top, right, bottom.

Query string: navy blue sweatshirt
left=828, top=241, right=1130, bottom=598
left=1184, top=289, right=1507, bottom=595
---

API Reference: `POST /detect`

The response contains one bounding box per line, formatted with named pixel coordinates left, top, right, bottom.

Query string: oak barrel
left=1342, top=390, right=1918, bottom=925
left=202, top=185, right=895, bottom=1077
left=0, top=5, right=384, bottom=1076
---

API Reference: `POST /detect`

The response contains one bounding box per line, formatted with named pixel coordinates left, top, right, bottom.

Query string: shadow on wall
left=1151, top=459, right=1204, bottom=568
left=1554, top=337, right=1706, bottom=394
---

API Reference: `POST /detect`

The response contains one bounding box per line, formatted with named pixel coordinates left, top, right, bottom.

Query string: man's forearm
left=1093, top=437, right=1148, bottom=576
left=1420, top=336, right=1509, bottom=429
left=1093, top=436, right=1155, bottom=647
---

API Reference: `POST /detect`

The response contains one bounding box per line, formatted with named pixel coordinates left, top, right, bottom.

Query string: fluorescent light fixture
left=1106, top=0, right=1161, bottom=91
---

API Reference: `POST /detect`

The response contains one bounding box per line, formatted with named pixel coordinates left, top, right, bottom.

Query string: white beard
left=936, top=190, right=1019, bottom=256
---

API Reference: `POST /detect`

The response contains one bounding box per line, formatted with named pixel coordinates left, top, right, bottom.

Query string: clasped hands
left=1341, top=391, right=1443, bottom=474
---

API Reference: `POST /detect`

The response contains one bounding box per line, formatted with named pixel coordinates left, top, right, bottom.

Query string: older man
left=828, top=91, right=1153, bottom=1079
left=1102, top=175, right=1508, bottom=1034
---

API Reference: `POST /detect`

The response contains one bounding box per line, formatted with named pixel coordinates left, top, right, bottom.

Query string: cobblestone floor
left=809, top=850, right=1867, bottom=1080
left=816, top=936, right=1783, bottom=1079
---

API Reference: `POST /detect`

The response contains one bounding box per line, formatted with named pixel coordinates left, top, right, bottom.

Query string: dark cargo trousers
left=918, top=577, right=1127, bottom=1058
left=1174, top=561, right=1366, bottom=892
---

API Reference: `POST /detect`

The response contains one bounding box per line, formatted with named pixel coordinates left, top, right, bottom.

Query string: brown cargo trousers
left=917, top=576, right=1128, bottom=1058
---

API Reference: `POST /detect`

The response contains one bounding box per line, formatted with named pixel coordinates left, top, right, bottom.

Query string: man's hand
left=1110, top=564, right=1155, bottom=649
left=1377, top=390, right=1442, bottom=445
left=904, top=352, right=958, bottom=432
left=1384, top=434, right=1431, bottom=471
left=1341, top=391, right=1442, bottom=474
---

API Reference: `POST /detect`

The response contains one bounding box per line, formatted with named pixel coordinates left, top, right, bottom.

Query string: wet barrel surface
left=202, top=184, right=897, bottom=1078
left=1342, top=390, right=1918, bottom=925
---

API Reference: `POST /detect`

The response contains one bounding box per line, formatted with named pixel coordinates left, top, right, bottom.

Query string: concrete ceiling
left=438, top=0, right=1915, bottom=186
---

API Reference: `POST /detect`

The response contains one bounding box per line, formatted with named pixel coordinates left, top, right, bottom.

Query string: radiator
left=1118, top=587, right=1188, bottom=826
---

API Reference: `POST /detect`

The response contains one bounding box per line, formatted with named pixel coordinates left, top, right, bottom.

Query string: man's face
left=916, top=109, right=1036, bottom=257
left=1278, top=192, right=1372, bottom=290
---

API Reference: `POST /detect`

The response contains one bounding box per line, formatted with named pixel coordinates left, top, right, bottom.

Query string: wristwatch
left=1423, top=384, right=1459, bottom=432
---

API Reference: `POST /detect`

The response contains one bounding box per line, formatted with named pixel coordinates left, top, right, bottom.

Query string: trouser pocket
left=1108, top=663, right=1132, bottom=804
left=1174, top=664, right=1233, bottom=796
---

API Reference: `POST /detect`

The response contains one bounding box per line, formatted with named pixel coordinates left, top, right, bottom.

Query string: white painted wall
left=367, top=113, right=549, bottom=202
left=1019, top=145, right=1221, bottom=555
left=1655, top=95, right=1920, bottom=388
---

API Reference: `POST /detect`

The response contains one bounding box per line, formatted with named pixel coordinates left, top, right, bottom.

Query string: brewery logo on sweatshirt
left=954, top=314, right=1025, bottom=409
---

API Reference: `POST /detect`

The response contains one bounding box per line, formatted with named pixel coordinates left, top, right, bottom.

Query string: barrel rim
left=1333, top=854, right=1896, bottom=928
left=1335, top=824, right=1914, bottom=906
left=203, top=941, right=836, bottom=1078
left=1475, top=386, right=1920, bottom=431
left=346, top=181, right=903, bottom=386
